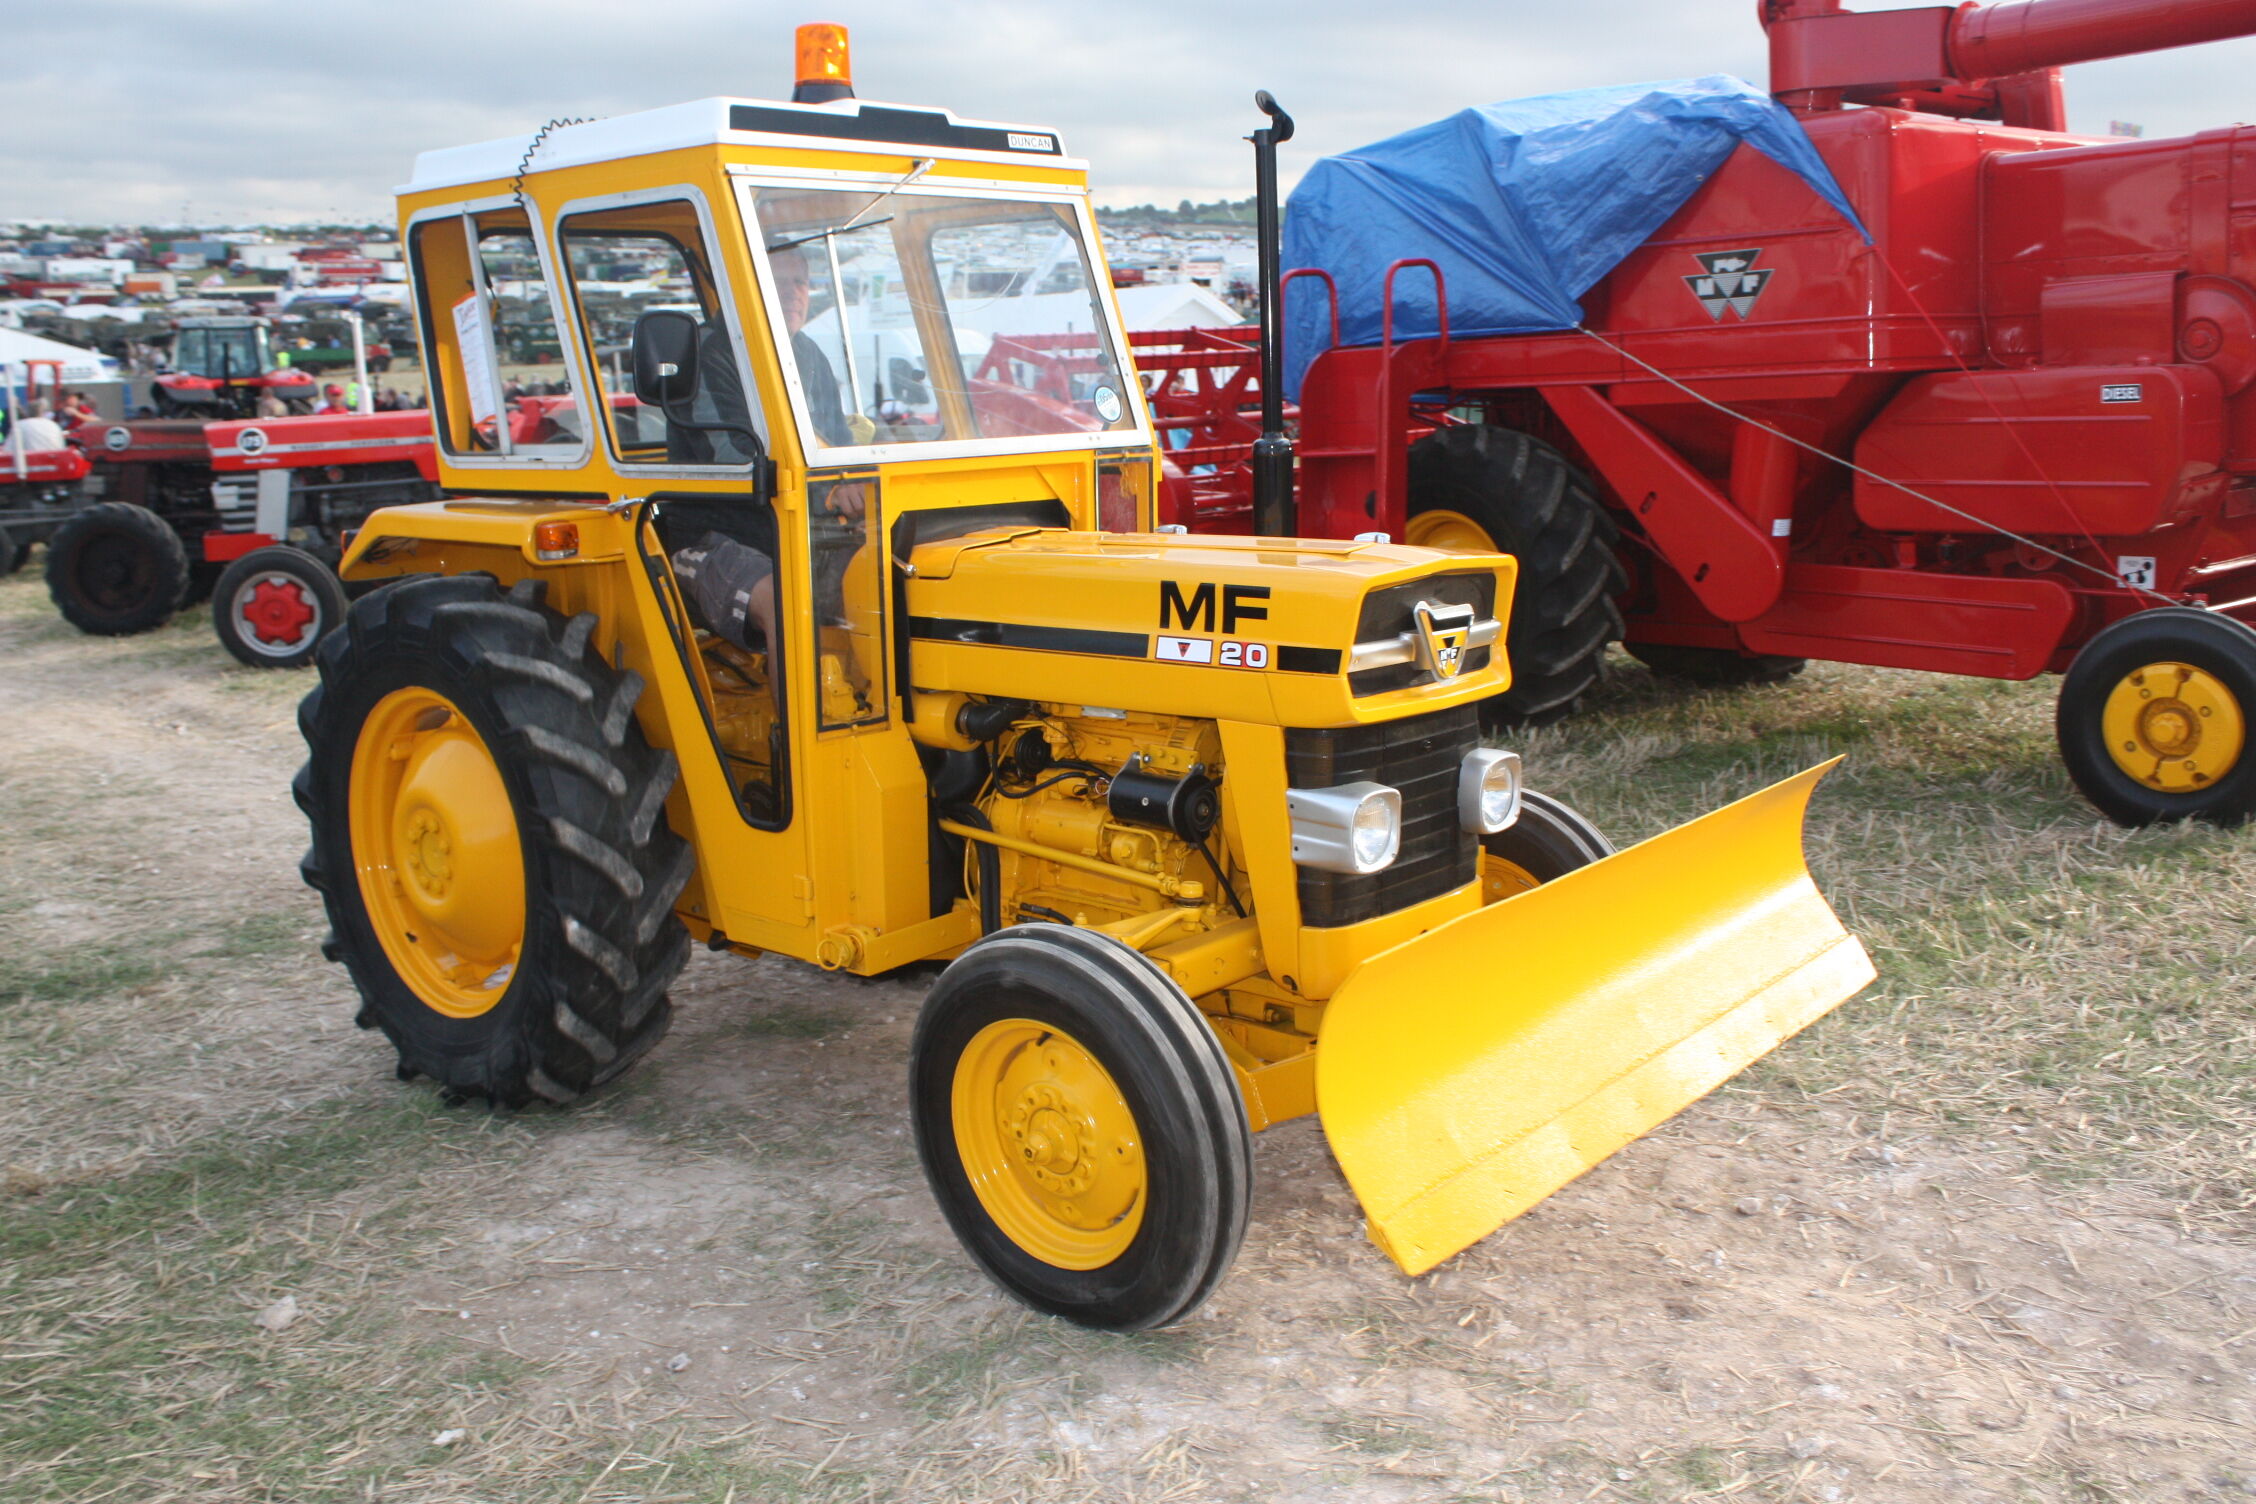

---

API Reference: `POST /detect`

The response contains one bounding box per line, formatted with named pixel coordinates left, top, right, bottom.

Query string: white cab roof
left=401, top=97, right=1082, bottom=195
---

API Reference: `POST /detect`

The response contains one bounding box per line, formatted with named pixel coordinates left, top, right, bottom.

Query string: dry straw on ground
left=1, top=570, right=2250, bottom=1503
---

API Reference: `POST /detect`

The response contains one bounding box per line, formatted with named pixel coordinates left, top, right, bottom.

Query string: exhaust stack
left=1248, top=91, right=1296, bottom=538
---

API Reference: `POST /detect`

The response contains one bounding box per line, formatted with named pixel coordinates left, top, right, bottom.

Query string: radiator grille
left=1286, top=703, right=1480, bottom=927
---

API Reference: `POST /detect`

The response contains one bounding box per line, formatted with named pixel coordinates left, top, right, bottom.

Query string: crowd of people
left=2, top=391, right=102, bottom=449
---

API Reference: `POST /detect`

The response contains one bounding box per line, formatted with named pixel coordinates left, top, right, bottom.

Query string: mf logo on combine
left=1685, top=248, right=1774, bottom=322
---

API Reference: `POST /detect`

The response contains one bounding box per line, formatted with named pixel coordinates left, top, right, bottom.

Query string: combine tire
left=296, top=574, right=694, bottom=1106
left=1406, top=425, right=1626, bottom=728
left=213, top=545, right=348, bottom=669
left=1626, top=642, right=1807, bottom=687
left=911, top=925, right=1251, bottom=1330
left=44, top=501, right=189, bottom=636
left=1480, top=790, right=1616, bottom=902
left=2057, top=607, right=2256, bottom=827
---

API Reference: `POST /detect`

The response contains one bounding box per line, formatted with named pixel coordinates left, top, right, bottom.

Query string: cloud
left=5, top=0, right=2250, bottom=224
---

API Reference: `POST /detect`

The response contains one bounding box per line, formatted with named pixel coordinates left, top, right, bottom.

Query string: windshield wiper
left=763, top=158, right=936, bottom=425
left=763, top=215, right=894, bottom=254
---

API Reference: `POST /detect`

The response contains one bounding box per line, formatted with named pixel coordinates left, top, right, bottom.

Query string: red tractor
left=154, top=317, right=319, bottom=419
left=45, top=410, right=442, bottom=666
left=1, top=359, right=93, bottom=575
left=1144, top=0, right=2256, bottom=827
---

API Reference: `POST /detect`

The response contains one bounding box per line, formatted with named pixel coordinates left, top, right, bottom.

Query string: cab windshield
left=748, top=186, right=1138, bottom=452
left=176, top=326, right=265, bottom=379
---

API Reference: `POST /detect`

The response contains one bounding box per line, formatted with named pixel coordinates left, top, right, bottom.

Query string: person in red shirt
left=317, top=383, right=350, bottom=415
left=57, top=392, right=98, bottom=432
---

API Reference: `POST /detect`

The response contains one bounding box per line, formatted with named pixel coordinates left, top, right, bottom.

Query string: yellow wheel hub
left=2101, top=660, right=2246, bottom=793
left=1406, top=508, right=1496, bottom=554
left=1481, top=850, right=1542, bottom=903
left=348, top=688, right=526, bottom=1019
left=951, top=1019, right=1146, bottom=1270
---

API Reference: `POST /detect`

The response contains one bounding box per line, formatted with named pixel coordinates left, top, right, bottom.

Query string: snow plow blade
left=1316, top=760, right=1874, bottom=1276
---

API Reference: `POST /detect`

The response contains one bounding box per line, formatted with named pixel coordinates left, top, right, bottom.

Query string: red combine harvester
left=1138, top=0, right=2256, bottom=827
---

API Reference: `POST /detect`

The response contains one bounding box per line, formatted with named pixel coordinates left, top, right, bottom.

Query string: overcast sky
left=7, top=0, right=2253, bottom=226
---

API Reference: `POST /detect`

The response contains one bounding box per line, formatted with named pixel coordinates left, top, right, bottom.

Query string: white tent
left=0, top=326, right=118, bottom=385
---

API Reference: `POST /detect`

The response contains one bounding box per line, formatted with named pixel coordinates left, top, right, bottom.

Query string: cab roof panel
left=399, top=97, right=1080, bottom=196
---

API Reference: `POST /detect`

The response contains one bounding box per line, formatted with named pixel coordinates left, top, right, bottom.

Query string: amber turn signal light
left=533, top=520, right=580, bottom=561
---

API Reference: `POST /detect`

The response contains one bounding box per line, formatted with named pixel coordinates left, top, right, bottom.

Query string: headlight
left=1458, top=747, right=1522, bottom=834
left=1285, top=781, right=1402, bottom=875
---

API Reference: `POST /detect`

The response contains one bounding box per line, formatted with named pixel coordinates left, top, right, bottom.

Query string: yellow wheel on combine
left=1479, top=789, right=1617, bottom=901
left=295, top=575, right=696, bottom=1104
left=2056, top=606, right=2256, bottom=827
left=1405, top=425, right=1627, bottom=727
left=911, top=926, right=1250, bottom=1330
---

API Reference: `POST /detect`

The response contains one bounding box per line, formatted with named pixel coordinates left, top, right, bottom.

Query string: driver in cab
left=665, top=244, right=869, bottom=670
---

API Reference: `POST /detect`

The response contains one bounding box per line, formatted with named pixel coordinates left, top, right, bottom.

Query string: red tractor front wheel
left=213, top=545, right=348, bottom=669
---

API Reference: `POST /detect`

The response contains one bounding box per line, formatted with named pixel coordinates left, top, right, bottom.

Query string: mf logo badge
left=236, top=427, right=269, bottom=455
left=1413, top=599, right=1477, bottom=680
left=1686, top=248, right=1774, bottom=322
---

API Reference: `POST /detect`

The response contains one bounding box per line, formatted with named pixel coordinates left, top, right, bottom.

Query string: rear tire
left=1407, top=425, right=1626, bottom=728
left=2056, top=607, right=2256, bottom=827
left=1480, top=790, right=1615, bottom=902
left=911, top=925, right=1251, bottom=1330
left=296, top=573, right=694, bottom=1106
left=213, top=545, right=348, bottom=669
left=0, top=528, right=20, bottom=577
left=44, top=501, right=189, bottom=636
left=1627, top=641, right=1806, bottom=687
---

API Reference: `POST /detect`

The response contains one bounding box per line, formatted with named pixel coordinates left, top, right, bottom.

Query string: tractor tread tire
left=44, top=501, right=190, bottom=636
left=1408, top=426, right=1625, bottom=728
left=295, top=572, right=692, bottom=1106
left=1626, top=641, right=1807, bottom=687
left=911, top=925, right=1252, bottom=1330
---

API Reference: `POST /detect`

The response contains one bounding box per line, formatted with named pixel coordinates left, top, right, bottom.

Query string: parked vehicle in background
left=154, top=317, right=318, bottom=418
left=44, top=411, right=441, bottom=665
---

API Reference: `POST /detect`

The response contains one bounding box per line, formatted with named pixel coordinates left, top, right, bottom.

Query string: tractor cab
left=157, top=317, right=317, bottom=418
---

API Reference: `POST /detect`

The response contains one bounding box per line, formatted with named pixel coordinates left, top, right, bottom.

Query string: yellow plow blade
left=1315, top=759, right=1874, bottom=1276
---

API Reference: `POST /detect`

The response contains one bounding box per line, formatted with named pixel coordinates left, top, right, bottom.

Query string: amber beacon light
left=792, top=23, right=854, bottom=103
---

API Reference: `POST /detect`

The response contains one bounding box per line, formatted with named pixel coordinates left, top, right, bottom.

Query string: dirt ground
left=2, top=565, right=2253, bottom=1504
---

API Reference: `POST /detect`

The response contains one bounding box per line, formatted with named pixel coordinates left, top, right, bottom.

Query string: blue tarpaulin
left=1280, top=75, right=1869, bottom=396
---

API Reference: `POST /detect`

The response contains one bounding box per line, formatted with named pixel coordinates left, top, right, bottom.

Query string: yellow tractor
left=296, top=26, right=1874, bottom=1329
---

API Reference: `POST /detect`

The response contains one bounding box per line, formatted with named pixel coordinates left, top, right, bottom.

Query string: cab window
left=409, top=209, right=584, bottom=460
left=558, top=200, right=763, bottom=467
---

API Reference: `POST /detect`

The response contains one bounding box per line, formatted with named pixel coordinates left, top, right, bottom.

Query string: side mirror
left=631, top=311, right=701, bottom=407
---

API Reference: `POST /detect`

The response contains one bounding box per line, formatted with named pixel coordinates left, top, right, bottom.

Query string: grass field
left=1, top=567, right=2251, bottom=1504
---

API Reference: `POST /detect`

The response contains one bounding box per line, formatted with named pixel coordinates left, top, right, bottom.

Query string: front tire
left=911, top=926, right=1251, bottom=1330
left=213, top=545, right=348, bottom=669
left=1480, top=790, right=1616, bottom=902
left=2057, top=607, right=2256, bottom=827
left=1407, top=425, right=1626, bottom=728
left=44, top=501, right=189, bottom=636
left=296, top=574, right=695, bottom=1105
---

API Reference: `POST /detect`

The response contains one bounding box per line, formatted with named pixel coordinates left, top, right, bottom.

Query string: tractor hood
left=904, top=528, right=1517, bottom=727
